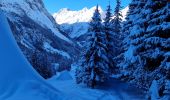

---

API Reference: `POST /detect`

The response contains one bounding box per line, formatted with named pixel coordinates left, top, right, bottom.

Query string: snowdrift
left=56, top=71, right=73, bottom=80
left=0, top=11, right=63, bottom=100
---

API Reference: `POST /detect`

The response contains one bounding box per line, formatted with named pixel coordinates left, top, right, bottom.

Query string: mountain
left=53, top=6, right=129, bottom=42
left=0, top=11, right=64, bottom=100
left=0, top=0, right=79, bottom=78
left=53, top=6, right=104, bottom=24
left=53, top=6, right=103, bottom=40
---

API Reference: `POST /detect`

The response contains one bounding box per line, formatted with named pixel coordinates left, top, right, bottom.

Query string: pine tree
left=111, top=0, right=123, bottom=55
left=75, top=5, right=109, bottom=88
left=119, top=0, right=170, bottom=91
left=117, top=0, right=147, bottom=83
left=103, top=3, right=115, bottom=73
left=120, top=0, right=142, bottom=54
left=113, top=0, right=122, bottom=35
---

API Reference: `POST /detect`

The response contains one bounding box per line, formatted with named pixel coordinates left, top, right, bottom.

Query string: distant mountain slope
left=0, top=0, right=71, bottom=43
left=0, top=0, right=79, bottom=78
left=53, top=6, right=129, bottom=39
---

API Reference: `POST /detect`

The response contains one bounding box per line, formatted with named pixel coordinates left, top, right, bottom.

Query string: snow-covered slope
left=0, top=11, right=64, bottom=100
left=0, top=0, right=71, bottom=43
left=53, top=6, right=129, bottom=39
left=48, top=69, right=145, bottom=100
left=0, top=0, right=79, bottom=76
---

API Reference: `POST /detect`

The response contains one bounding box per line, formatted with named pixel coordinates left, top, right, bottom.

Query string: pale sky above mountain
left=44, top=0, right=131, bottom=14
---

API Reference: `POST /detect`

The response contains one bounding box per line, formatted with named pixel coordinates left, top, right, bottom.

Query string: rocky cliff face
left=0, top=0, right=79, bottom=78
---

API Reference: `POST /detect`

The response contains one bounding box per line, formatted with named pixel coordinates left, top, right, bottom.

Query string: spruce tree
left=119, top=0, right=170, bottom=91
left=117, top=0, right=147, bottom=83
left=113, top=0, right=122, bottom=35
left=111, top=0, right=123, bottom=55
left=103, top=3, right=115, bottom=73
left=76, top=5, right=109, bottom=88
left=142, top=0, right=170, bottom=93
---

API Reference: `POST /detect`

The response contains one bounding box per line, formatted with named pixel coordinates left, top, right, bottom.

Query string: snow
left=53, top=6, right=128, bottom=25
left=44, top=42, right=71, bottom=59
left=20, top=38, right=34, bottom=49
left=53, top=6, right=129, bottom=38
left=130, top=24, right=144, bottom=37
left=53, top=6, right=104, bottom=38
left=162, top=80, right=170, bottom=99
left=121, top=6, right=129, bottom=21
left=149, top=80, right=160, bottom=100
left=61, top=23, right=89, bottom=38
left=53, top=6, right=104, bottom=24
left=0, top=11, right=63, bottom=100
left=51, top=63, right=60, bottom=72
left=53, top=71, right=73, bottom=81
left=124, top=45, right=136, bottom=62
left=48, top=67, right=145, bottom=100
left=0, top=0, right=72, bottom=43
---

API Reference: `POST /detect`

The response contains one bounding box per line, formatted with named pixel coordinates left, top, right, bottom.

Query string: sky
left=43, top=0, right=131, bottom=14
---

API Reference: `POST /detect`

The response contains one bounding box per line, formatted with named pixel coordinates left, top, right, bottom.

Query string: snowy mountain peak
left=53, top=6, right=104, bottom=24
left=53, top=6, right=128, bottom=25
left=58, top=8, right=71, bottom=13
left=53, top=6, right=129, bottom=39
left=82, top=7, right=88, bottom=11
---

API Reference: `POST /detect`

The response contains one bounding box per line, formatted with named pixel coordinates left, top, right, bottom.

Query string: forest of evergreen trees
left=76, top=0, right=170, bottom=99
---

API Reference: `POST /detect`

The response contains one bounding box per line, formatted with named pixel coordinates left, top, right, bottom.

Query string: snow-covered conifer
left=103, top=3, right=115, bottom=73
left=119, top=0, right=170, bottom=91
left=76, top=5, right=109, bottom=88
left=111, top=0, right=123, bottom=55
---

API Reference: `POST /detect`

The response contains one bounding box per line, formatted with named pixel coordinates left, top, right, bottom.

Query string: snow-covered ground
left=48, top=69, right=145, bottom=100
left=44, top=42, right=71, bottom=59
